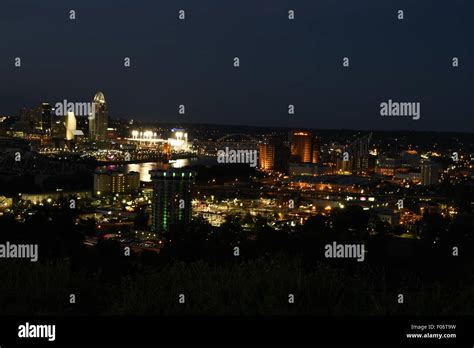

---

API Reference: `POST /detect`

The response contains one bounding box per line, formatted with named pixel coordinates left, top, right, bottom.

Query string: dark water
left=97, top=157, right=215, bottom=182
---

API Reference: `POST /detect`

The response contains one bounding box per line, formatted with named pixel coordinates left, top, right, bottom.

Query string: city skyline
left=6, top=94, right=474, bottom=135
left=0, top=0, right=472, bottom=132
left=0, top=1, right=473, bottom=345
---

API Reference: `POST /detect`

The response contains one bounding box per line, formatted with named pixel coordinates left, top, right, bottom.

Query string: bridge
left=216, top=134, right=258, bottom=143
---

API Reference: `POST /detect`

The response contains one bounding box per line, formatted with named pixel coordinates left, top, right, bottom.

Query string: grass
left=0, top=255, right=473, bottom=316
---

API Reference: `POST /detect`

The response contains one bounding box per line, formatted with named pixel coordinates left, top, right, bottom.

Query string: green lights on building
left=149, top=169, right=196, bottom=235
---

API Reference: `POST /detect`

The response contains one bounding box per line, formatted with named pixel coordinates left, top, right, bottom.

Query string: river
left=97, top=157, right=214, bottom=182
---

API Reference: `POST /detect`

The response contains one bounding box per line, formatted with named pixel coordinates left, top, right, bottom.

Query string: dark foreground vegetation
left=0, top=203, right=473, bottom=315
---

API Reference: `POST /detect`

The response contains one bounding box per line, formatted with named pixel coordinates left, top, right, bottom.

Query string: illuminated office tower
left=111, top=173, right=126, bottom=194
left=89, top=91, right=108, bottom=141
left=290, top=131, right=312, bottom=163
left=94, top=170, right=140, bottom=194
left=65, top=112, right=77, bottom=141
left=259, top=142, right=275, bottom=171
left=259, top=136, right=288, bottom=172
left=150, top=169, right=196, bottom=235
left=38, top=102, right=53, bottom=135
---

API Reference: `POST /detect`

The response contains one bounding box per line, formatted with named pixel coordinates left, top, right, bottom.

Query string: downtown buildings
left=290, top=131, right=313, bottom=163
left=93, top=170, right=140, bottom=194
left=89, top=91, right=109, bottom=142
left=258, top=131, right=319, bottom=173
left=11, top=92, right=108, bottom=144
left=150, top=169, right=196, bottom=236
left=286, top=130, right=323, bottom=176
left=15, top=102, right=53, bottom=136
left=258, top=130, right=373, bottom=176
left=259, top=135, right=289, bottom=172
left=342, top=132, right=373, bottom=173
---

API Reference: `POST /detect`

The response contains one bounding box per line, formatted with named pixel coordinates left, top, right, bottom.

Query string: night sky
left=0, top=0, right=472, bottom=132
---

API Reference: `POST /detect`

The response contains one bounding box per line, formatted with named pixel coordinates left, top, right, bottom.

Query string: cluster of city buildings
left=0, top=95, right=472, bottom=241
left=257, top=130, right=446, bottom=187
left=10, top=92, right=109, bottom=145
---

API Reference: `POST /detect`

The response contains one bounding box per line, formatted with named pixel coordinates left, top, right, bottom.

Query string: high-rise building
left=312, top=136, right=321, bottom=164
left=38, top=102, right=53, bottom=135
left=15, top=103, right=53, bottom=135
left=344, top=133, right=372, bottom=173
left=259, top=136, right=289, bottom=172
left=150, top=169, right=196, bottom=235
left=290, top=131, right=312, bottom=163
left=51, top=114, right=66, bottom=140
left=259, top=142, right=275, bottom=171
left=17, top=107, right=39, bottom=133
left=94, top=172, right=111, bottom=194
left=93, top=171, right=140, bottom=194
left=65, top=112, right=77, bottom=141
left=89, top=91, right=108, bottom=141
left=421, top=160, right=440, bottom=186
left=126, top=171, right=140, bottom=192
left=336, top=157, right=351, bottom=172
left=111, top=173, right=126, bottom=193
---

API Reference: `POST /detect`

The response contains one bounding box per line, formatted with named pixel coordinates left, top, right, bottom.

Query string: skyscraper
left=89, top=91, right=108, bottom=141
left=259, top=136, right=289, bottom=172
left=312, top=136, right=321, bottom=164
left=93, top=170, right=140, bottom=194
left=51, top=114, right=66, bottom=141
left=345, top=132, right=372, bottom=173
left=150, top=169, right=196, bottom=236
left=65, top=112, right=77, bottom=141
left=18, top=107, right=38, bottom=133
left=259, top=142, right=275, bottom=171
left=421, top=160, right=440, bottom=186
left=290, top=131, right=312, bottom=163
left=38, top=102, right=53, bottom=135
